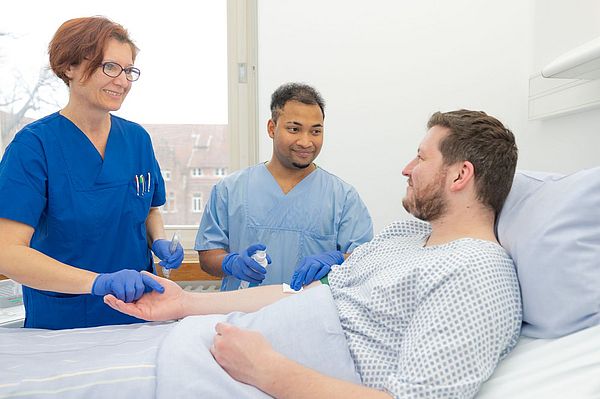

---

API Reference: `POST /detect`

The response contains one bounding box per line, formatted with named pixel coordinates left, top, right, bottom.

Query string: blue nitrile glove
left=290, top=250, right=345, bottom=290
left=221, top=243, right=271, bottom=284
left=152, top=239, right=184, bottom=270
left=91, top=270, right=165, bottom=303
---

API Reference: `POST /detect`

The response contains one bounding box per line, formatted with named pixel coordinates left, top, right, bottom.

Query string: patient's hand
left=103, top=271, right=186, bottom=321
left=211, top=322, right=282, bottom=388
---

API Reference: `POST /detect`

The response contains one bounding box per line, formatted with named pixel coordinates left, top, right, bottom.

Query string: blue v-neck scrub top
left=195, top=163, right=373, bottom=291
left=0, top=112, right=166, bottom=329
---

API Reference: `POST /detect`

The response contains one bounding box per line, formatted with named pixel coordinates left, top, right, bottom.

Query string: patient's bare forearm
left=182, top=281, right=320, bottom=316
left=258, top=353, right=392, bottom=399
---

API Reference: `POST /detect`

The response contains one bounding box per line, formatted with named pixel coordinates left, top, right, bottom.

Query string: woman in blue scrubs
left=0, top=17, right=183, bottom=329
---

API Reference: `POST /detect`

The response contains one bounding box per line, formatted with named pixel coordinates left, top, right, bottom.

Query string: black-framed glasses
left=101, top=61, right=141, bottom=82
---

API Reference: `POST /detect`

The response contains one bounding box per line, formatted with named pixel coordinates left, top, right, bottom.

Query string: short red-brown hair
left=48, top=16, right=138, bottom=86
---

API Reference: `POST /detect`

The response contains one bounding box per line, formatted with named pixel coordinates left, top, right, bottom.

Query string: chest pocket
left=70, top=182, right=130, bottom=243
left=127, top=174, right=154, bottom=241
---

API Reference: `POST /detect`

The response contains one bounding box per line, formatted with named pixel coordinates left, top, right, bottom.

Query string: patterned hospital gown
left=328, top=220, right=522, bottom=399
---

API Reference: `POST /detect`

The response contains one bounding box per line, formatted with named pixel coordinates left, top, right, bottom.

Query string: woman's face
left=66, top=38, right=135, bottom=114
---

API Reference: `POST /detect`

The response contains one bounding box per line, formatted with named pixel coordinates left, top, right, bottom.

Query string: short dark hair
left=270, top=83, right=325, bottom=122
left=49, top=16, right=138, bottom=86
left=428, top=110, right=518, bottom=215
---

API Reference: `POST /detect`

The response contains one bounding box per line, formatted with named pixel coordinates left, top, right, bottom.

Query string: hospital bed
left=1, top=167, right=599, bottom=398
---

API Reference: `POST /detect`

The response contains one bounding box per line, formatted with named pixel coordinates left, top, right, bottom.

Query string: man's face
left=268, top=101, right=324, bottom=170
left=401, top=126, right=450, bottom=222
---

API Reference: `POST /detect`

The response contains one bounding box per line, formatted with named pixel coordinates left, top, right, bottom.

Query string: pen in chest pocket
left=134, top=173, right=151, bottom=196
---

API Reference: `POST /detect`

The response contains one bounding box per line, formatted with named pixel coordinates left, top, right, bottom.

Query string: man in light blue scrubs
left=195, top=83, right=373, bottom=291
left=0, top=17, right=182, bottom=329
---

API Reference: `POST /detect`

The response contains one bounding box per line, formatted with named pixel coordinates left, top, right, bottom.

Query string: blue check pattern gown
left=328, top=220, right=522, bottom=398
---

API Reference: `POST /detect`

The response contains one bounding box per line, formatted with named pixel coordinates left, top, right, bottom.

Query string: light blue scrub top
left=195, top=163, right=373, bottom=290
left=0, top=112, right=165, bottom=329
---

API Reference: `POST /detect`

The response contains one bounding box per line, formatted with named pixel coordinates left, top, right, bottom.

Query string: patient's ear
left=449, top=161, right=474, bottom=191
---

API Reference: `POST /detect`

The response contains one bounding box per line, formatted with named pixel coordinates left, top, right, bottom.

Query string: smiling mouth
left=293, top=150, right=314, bottom=157
left=103, top=89, right=123, bottom=97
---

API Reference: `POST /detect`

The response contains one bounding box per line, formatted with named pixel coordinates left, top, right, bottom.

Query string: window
left=163, top=192, right=176, bottom=213
left=192, top=193, right=204, bottom=213
left=0, top=0, right=258, bottom=242
left=215, top=167, right=227, bottom=177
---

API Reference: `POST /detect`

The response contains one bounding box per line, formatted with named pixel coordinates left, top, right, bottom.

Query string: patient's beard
left=402, top=172, right=448, bottom=222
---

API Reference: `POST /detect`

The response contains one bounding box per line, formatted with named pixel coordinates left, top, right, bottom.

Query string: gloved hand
left=290, top=250, right=344, bottom=291
left=222, top=243, right=271, bottom=284
left=152, top=239, right=184, bottom=270
left=91, top=269, right=165, bottom=303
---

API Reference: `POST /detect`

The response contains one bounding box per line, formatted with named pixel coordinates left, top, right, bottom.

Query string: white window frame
left=192, top=193, right=203, bottom=213
left=227, top=0, right=258, bottom=172
left=215, top=167, right=227, bottom=176
left=162, top=170, right=172, bottom=181
left=191, top=167, right=203, bottom=177
left=163, top=191, right=177, bottom=213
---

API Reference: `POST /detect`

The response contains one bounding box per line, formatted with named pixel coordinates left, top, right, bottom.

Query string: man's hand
left=211, top=323, right=392, bottom=399
left=103, top=271, right=184, bottom=321
left=210, top=322, right=281, bottom=387
left=290, top=250, right=344, bottom=290
left=222, top=243, right=270, bottom=283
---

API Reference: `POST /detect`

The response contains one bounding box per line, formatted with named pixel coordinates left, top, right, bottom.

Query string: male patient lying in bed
left=105, top=110, right=522, bottom=399
left=0, top=110, right=522, bottom=399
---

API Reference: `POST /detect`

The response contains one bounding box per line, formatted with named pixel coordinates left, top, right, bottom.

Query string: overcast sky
left=0, top=1, right=227, bottom=125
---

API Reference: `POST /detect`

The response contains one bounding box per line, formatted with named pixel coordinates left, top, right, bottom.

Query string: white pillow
left=497, top=168, right=600, bottom=338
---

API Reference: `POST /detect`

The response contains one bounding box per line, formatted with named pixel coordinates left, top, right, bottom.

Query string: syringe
left=163, top=231, right=181, bottom=279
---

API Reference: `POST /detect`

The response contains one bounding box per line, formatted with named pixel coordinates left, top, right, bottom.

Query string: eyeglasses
left=101, top=61, right=141, bottom=82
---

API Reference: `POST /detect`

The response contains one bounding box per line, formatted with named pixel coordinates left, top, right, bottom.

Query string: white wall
left=256, top=0, right=531, bottom=232
left=520, top=0, right=600, bottom=173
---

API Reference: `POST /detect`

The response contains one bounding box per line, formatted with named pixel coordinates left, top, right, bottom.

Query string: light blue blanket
left=156, top=284, right=361, bottom=398
left=0, top=285, right=360, bottom=398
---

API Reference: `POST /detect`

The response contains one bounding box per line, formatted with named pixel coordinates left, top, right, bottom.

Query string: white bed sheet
left=0, top=322, right=175, bottom=398
left=0, top=285, right=359, bottom=399
left=477, top=324, right=600, bottom=398
left=1, top=298, right=599, bottom=398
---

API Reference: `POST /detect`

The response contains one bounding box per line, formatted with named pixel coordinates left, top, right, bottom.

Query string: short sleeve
left=0, top=139, right=48, bottom=227
left=150, top=152, right=166, bottom=207
left=384, top=253, right=521, bottom=398
left=336, top=188, right=373, bottom=253
left=194, top=184, right=230, bottom=251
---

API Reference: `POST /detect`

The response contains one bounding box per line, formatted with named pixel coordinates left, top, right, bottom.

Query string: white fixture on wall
left=529, top=36, right=600, bottom=119
left=542, top=36, right=600, bottom=80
